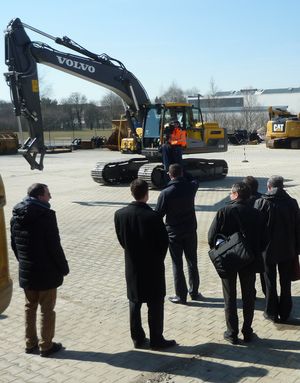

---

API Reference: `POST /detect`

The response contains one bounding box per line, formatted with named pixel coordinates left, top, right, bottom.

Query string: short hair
left=168, top=163, right=183, bottom=178
left=243, top=176, right=259, bottom=194
left=231, top=182, right=251, bottom=200
left=267, top=175, right=284, bottom=189
left=27, top=183, right=48, bottom=198
left=130, top=179, right=149, bottom=200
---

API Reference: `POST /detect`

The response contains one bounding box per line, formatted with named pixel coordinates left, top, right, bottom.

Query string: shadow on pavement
left=55, top=345, right=268, bottom=382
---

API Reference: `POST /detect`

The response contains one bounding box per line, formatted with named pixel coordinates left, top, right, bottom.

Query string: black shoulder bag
left=208, top=209, right=255, bottom=278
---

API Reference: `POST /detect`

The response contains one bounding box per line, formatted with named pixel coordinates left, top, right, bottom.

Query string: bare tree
left=85, top=102, right=101, bottom=130
left=0, top=101, right=16, bottom=131
left=100, top=92, right=124, bottom=126
left=204, top=77, right=220, bottom=122
left=61, top=92, right=87, bottom=130
left=157, top=82, right=186, bottom=103
left=241, top=89, right=266, bottom=131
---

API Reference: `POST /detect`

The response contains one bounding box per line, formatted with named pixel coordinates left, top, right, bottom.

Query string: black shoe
left=243, top=332, right=258, bottom=343
left=263, top=312, right=279, bottom=323
left=223, top=331, right=238, bottom=345
left=40, top=342, right=63, bottom=357
left=168, top=296, right=186, bottom=304
left=150, top=339, right=177, bottom=350
left=25, top=345, right=39, bottom=354
left=133, top=338, right=148, bottom=349
left=190, top=292, right=205, bottom=301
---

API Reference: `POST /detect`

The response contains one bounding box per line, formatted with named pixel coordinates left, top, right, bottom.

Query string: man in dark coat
left=114, top=179, right=176, bottom=350
left=208, top=182, right=264, bottom=344
left=156, top=163, right=200, bottom=304
left=243, top=175, right=266, bottom=296
left=254, top=175, right=300, bottom=323
left=11, top=183, right=69, bottom=357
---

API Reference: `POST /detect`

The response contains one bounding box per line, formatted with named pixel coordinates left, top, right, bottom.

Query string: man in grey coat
left=114, top=179, right=176, bottom=350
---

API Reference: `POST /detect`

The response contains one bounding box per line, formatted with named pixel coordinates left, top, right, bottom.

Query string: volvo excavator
left=4, top=18, right=228, bottom=188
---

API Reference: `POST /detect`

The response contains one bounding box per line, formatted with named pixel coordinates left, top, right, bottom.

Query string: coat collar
left=129, top=201, right=152, bottom=210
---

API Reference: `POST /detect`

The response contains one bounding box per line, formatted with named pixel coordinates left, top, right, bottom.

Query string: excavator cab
left=141, top=102, right=227, bottom=160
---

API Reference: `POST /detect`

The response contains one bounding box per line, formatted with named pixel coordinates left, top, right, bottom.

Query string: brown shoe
left=40, top=342, right=63, bottom=357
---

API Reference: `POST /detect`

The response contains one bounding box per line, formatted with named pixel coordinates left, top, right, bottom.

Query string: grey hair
left=267, top=175, right=284, bottom=189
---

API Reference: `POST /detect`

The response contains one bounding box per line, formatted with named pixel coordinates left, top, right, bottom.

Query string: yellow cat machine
left=105, top=117, right=142, bottom=153
left=0, top=132, right=19, bottom=154
left=0, top=175, right=13, bottom=314
left=266, top=107, right=300, bottom=149
left=4, top=18, right=228, bottom=188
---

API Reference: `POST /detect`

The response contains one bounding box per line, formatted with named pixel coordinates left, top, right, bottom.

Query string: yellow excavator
left=0, top=175, right=13, bottom=314
left=4, top=18, right=228, bottom=188
left=266, top=107, right=300, bottom=149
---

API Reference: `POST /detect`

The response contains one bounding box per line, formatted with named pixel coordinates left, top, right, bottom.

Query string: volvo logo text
left=56, top=55, right=95, bottom=73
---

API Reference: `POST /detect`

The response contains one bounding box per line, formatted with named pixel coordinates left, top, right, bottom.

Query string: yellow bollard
left=0, top=175, right=13, bottom=314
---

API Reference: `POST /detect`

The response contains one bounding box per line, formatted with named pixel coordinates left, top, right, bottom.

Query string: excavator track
left=138, top=158, right=228, bottom=189
left=182, top=158, right=228, bottom=181
left=138, top=163, right=169, bottom=189
left=91, top=158, right=148, bottom=185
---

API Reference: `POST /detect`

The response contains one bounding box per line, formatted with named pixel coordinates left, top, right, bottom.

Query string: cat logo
left=273, top=123, right=285, bottom=132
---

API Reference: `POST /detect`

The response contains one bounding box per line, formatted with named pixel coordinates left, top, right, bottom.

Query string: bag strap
left=232, top=208, right=247, bottom=237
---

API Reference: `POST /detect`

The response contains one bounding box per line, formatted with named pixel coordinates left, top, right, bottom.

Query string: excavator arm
left=4, top=18, right=149, bottom=170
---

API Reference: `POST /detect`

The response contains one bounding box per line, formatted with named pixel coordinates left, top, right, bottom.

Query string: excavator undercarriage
left=91, top=157, right=228, bottom=189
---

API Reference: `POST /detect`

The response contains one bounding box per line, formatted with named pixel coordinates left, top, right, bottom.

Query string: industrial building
left=188, top=87, right=300, bottom=115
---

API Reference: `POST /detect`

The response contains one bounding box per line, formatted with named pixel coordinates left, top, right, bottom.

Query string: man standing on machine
left=161, top=120, right=186, bottom=171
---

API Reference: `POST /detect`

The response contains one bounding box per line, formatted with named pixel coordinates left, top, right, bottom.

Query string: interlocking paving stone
left=1, top=145, right=300, bottom=382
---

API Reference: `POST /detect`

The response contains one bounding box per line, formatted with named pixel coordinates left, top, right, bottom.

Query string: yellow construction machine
left=0, top=175, right=13, bottom=314
left=0, top=132, right=19, bottom=155
left=266, top=107, right=300, bottom=149
left=105, top=117, right=142, bottom=153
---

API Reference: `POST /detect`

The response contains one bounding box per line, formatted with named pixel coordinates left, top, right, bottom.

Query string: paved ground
left=1, top=144, right=300, bottom=383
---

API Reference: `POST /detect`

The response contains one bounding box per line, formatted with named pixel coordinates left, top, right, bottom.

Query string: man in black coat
left=11, top=183, right=69, bottom=357
left=208, top=182, right=264, bottom=344
left=156, top=163, right=200, bottom=304
left=114, top=179, right=176, bottom=350
left=243, top=175, right=266, bottom=296
left=254, top=175, right=300, bottom=323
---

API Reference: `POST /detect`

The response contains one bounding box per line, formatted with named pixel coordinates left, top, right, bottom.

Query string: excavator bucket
left=20, top=138, right=45, bottom=170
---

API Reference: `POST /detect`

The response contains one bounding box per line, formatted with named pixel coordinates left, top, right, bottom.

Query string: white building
left=188, top=87, right=300, bottom=115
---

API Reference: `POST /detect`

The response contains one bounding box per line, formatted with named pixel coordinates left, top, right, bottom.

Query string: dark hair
left=243, top=175, right=259, bottom=194
left=130, top=179, right=149, bottom=200
left=27, top=183, right=48, bottom=198
left=267, top=175, right=284, bottom=189
left=168, top=163, right=183, bottom=178
left=231, top=182, right=251, bottom=200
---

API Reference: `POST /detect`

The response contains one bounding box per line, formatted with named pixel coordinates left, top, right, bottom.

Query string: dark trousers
left=264, top=260, right=293, bottom=320
left=162, top=144, right=183, bottom=171
left=221, top=270, right=256, bottom=337
left=169, top=231, right=199, bottom=299
left=129, top=298, right=164, bottom=343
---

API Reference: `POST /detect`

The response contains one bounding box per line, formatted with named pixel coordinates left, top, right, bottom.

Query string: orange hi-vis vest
left=169, top=127, right=187, bottom=147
